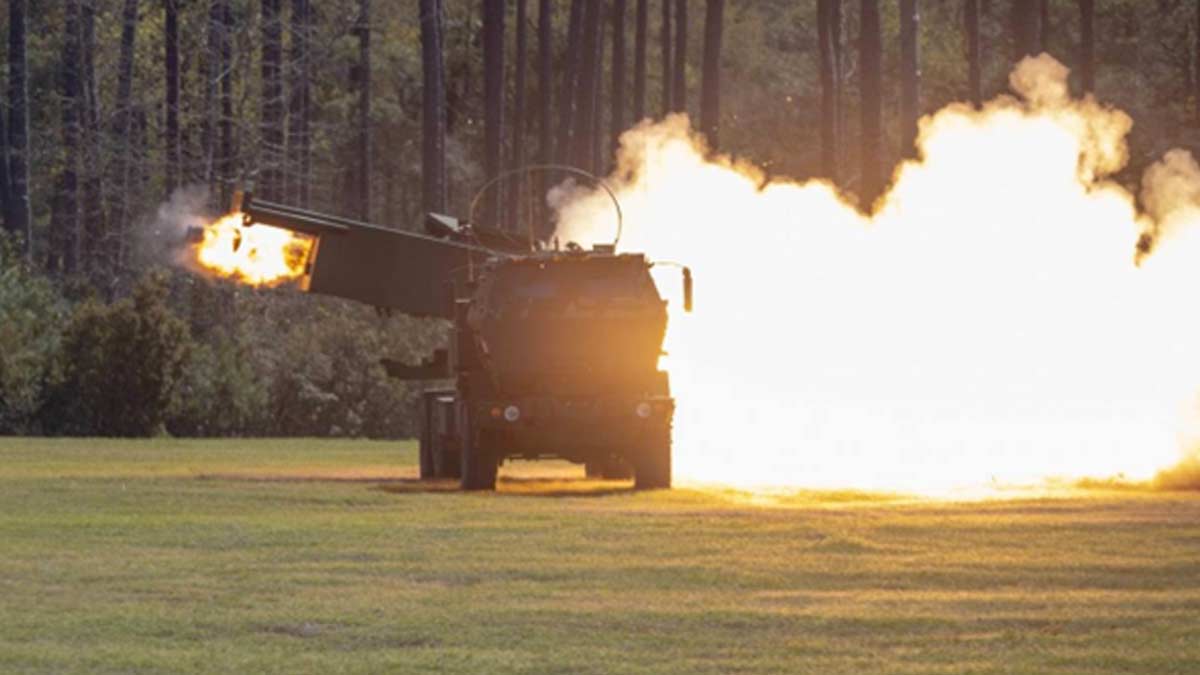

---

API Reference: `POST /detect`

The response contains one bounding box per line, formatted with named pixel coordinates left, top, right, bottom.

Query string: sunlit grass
left=1, top=437, right=1199, bottom=673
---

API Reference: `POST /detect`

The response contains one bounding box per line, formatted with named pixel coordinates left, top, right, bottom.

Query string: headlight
left=635, top=402, right=653, bottom=419
left=503, top=405, right=521, bottom=422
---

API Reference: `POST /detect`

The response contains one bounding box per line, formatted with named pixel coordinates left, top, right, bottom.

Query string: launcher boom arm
left=237, top=190, right=523, bottom=319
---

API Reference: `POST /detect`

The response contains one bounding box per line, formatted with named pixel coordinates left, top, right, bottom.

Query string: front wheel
left=418, top=394, right=435, bottom=480
left=586, top=456, right=634, bottom=480
left=633, top=423, right=672, bottom=490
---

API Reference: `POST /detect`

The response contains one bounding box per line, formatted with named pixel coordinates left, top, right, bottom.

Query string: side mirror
left=683, top=267, right=693, bottom=313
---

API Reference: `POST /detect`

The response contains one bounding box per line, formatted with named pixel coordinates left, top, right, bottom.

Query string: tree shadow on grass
left=377, top=475, right=639, bottom=498
left=497, top=476, right=638, bottom=498
left=197, top=460, right=642, bottom=498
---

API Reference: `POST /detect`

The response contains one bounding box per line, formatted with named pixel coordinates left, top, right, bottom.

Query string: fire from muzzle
left=554, top=55, right=1200, bottom=494
left=190, top=211, right=314, bottom=286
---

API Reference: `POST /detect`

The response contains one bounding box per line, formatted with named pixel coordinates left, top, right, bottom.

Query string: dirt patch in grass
left=196, top=466, right=417, bottom=482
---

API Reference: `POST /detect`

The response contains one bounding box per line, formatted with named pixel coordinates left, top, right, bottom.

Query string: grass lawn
left=1, top=437, right=1199, bottom=674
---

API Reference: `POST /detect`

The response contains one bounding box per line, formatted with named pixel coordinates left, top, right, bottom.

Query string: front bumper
left=473, top=395, right=673, bottom=459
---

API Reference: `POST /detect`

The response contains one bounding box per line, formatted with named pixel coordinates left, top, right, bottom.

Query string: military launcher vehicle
left=229, top=184, right=691, bottom=491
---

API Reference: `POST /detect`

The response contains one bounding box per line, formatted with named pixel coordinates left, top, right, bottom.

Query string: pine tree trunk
left=1011, top=0, right=1039, bottom=61
left=672, top=0, right=687, bottom=113
left=980, top=0, right=992, bottom=94
left=537, top=0, right=549, bottom=230
left=660, top=0, right=672, bottom=116
left=203, top=0, right=220, bottom=190
left=0, top=85, right=10, bottom=236
left=700, top=0, right=723, bottom=149
left=52, top=0, right=83, bottom=276
left=483, top=0, right=505, bottom=225
left=80, top=0, right=105, bottom=275
left=356, top=0, right=371, bottom=220
left=5, top=0, right=31, bottom=257
left=965, top=0, right=982, bottom=106
left=1039, top=0, right=1050, bottom=52
left=299, top=2, right=312, bottom=207
left=260, top=0, right=283, bottom=200
left=219, top=0, right=234, bottom=205
left=633, top=0, right=647, bottom=121
left=818, top=0, right=837, bottom=178
left=537, top=0, right=552, bottom=167
left=899, top=0, right=920, bottom=158
left=80, top=5, right=99, bottom=140
left=556, top=0, right=584, bottom=165
left=611, top=0, right=627, bottom=158
left=165, top=0, right=180, bottom=197
left=592, top=7, right=606, bottom=172
left=859, top=0, right=882, bottom=210
left=535, top=0, right=552, bottom=231
left=508, top=0, right=528, bottom=231
left=1079, top=0, right=1095, bottom=94
left=112, top=0, right=138, bottom=270
left=288, top=0, right=311, bottom=205
left=573, top=0, right=600, bottom=173
left=831, top=0, right=844, bottom=172
left=420, top=0, right=448, bottom=214
left=383, top=157, right=396, bottom=225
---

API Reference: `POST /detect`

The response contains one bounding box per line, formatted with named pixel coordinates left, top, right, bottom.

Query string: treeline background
left=1, top=0, right=1198, bottom=438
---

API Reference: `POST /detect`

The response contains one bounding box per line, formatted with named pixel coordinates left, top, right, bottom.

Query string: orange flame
left=192, top=212, right=313, bottom=286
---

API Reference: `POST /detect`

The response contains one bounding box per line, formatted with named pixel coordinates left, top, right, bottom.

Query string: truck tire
left=433, top=434, right=461, bottom=479
left=459, top=410, right=498, bottom=491
left=633, top=424, right=672, bottom=490
left=419, top=396, right=435, bottom=480
left=419, top=439, right=435, bottom=479
left=461, top=443, right=497, bottom=490
left=432, top=399, right=461, bottom=479
left=587, top=457, right=634, bottom=480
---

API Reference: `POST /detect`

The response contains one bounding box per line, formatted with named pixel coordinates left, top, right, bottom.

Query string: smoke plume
left=147, top=186, right=220, bottom=274
left=555, top=55, right=1200, bottom=494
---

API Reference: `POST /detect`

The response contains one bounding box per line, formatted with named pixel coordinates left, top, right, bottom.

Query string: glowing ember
left=557, top=56, right=1200, bottom=494
left=192, top=212, right=313, bottom=286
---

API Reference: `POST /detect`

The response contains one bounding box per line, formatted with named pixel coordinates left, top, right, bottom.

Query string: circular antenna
left=468, top=164, right=624, bottom=251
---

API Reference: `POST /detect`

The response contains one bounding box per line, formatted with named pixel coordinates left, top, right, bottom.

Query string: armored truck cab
left=447, top=251, right=673, bottom=489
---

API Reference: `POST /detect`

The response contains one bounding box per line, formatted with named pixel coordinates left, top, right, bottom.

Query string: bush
left=0, top=236, right=67, bottom=434
left=4, top=252, right=446, bottom=439
left=193, top=289, right=442, bottom=438
left=47, top=271, right=192, bottom=437
left=166, top=330, right=269, bottom=437
left=258, top=299, right=443, bottom=438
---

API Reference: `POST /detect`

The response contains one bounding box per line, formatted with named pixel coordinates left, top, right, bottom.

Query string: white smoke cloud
left=554, top=55, right=1200, bottom=494
left=1143, top=150, right=1200, bottom=230
left=139, top=185, right=218, bottom=273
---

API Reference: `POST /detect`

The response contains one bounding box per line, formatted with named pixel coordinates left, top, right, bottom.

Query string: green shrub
left=263, top=302, right=431, bottom=438
left=47, top=271, right=192, bottom=437
left=166, top=330, right=269, bottom=437
left=224, top=291, right=445, bottom=438
left=0, top=236, right=67, bottom=434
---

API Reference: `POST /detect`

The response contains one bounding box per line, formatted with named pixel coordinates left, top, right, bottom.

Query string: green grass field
left=2, top=438, right=1199, bottom=674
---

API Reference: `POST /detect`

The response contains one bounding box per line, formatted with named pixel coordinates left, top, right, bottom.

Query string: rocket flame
left=557, top=55, right=1200, bottom=495
left=192, top=212, right=313, bottom=286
